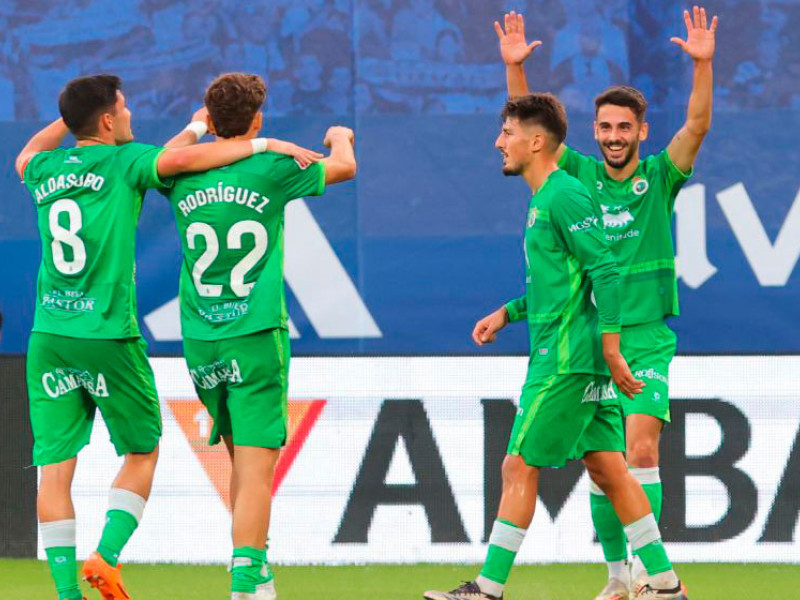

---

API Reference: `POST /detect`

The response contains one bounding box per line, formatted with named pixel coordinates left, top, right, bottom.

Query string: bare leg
left=38, top=457, right=78, bottom=522
left=110, top=447, right=159, bottom=500
left=496, top=454, right=540, bottom=528
left=231, top=446, right=280, bottom=549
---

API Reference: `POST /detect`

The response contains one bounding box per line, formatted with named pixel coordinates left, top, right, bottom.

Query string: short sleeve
left=653, top=150, right=692, bottom=210
left=558, top=145, right=597, bottom=179
left=22, top=150, right=52, bottom=186
left=271, top=156, right=326, bottom=201
left=114, top=142, right=169, bottom=191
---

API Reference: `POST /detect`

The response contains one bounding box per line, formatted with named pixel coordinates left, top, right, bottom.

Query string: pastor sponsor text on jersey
left=176, top=184, right=271, bottom=217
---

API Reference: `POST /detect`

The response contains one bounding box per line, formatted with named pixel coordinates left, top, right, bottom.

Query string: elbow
left=345, top=159, right=357, bottom=180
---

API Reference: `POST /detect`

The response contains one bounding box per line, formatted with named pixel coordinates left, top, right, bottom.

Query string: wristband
left=184, top=120, right=208, bottom=139
left=250, top=137, right=269, bottom=154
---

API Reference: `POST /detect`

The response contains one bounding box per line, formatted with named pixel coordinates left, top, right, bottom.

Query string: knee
left=501, top=454, right=537, bottom=489
left=627, top=439, right=659, bottom=468
left=125, top=446, right=160, bottom=468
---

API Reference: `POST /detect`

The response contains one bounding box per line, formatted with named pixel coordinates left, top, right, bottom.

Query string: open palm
left=671, top=5, right=718, bottom=61
left=494, top=11, right=541, bottom=66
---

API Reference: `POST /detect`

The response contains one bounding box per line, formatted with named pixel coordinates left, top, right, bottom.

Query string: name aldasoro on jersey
left=32, top=172, right=105, bottom=202
left=176, top=184, right=271, bottom=217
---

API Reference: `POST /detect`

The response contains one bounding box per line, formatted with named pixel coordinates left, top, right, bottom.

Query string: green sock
left=636, top=539, right=673, bottom=575
left=625, top=514, right=672, bottom=576
left=642, top=482, right=663, bottom=521
left=476, top=519, right=526, bottom=595
left=231, top=546, right=266, bottom=593
left=97, top=509, right=138, bottom=567
left=45, top=546, right=82, bottom=600
left=590, top=488, right=628, bottom=562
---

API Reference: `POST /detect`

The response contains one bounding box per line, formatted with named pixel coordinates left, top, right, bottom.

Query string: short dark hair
left=501, top=93, right=568, bottom=149
left=58, top=74, right=121, bottom=138
left=205, top=73, right=266, bottom=138
left=594, top=86, right=648, bottom=122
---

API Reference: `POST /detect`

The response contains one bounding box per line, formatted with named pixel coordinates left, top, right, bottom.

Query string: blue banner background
left=0, top=0, right=798, bottom=354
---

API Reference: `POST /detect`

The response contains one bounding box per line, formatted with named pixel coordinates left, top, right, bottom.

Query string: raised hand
left=286, top=143, right=324, bottom=169
left=324, top=126, right=355, bottom=147
left=670, top=5, right=718, bottom=61
left=191, top=106, right=209, bottom=123
left=494, top=11, right=541, bottom=66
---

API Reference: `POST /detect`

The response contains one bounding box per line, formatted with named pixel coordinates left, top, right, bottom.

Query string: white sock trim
left=488, top=520, right=526, bottom=553
left=475, top=575, right=504, bottom=597
left=624, top=513, right=661, bottom=551
left=630, top=467, right=660, bottom=485
left=589, top=479, right=605, bottom=495
left=40, top=519, right=76, bottom=549
left=108, top=488, right=146, bottom=524
left=607, top=559, right=630, bottom=583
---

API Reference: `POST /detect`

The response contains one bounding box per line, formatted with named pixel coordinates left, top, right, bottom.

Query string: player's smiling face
left=495, top=118, right=531, bottom=176
left=594, top=104, right=648, bottom=170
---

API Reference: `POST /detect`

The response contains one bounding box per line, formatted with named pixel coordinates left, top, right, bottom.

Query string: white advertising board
left=39, top=356, right=800, bottom=564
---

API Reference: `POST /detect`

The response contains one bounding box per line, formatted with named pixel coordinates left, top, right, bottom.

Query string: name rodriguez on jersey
left=176, top=184, right=271, bottom=217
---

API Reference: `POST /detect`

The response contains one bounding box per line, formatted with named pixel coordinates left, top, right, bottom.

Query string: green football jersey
left=558, top=147, right=691, bottom=326
left=163, top=153, right=325, bottom=341
left=24, top=143, right=167, bottom=339
left=504, top=169, right=621, bottom=378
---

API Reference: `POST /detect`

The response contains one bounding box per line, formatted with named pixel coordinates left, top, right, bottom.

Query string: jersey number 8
left=49, top=199, right=87, bottom=275
left=187, top=220, right=268, bottom=298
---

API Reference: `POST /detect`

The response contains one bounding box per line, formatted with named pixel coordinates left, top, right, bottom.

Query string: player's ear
left=207, top=118, right=217, bottom=136
left=252, top=111, right=263, bottom=133
left=639, top=121, right=649, bottom=141
left=99, top=112, right=114, bottom=135
left=593, top=120, right=599, bottom=140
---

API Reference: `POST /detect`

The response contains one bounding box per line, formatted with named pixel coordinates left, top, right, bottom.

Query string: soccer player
left=424, top=94, right=688, bottom=600
left=160, top=72, right=357, bottom=600
left=17, top=74, right=291, bottom=600
left=494, top=7, right=716, bottom=599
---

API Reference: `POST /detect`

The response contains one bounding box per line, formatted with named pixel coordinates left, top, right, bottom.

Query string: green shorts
left=183, top=328, right=289, bottom=449
left=618, top=320, right=676, bottom=422
left=507, top=373, right=625, bottom=468
left=27, top=332, right=161, bottom=466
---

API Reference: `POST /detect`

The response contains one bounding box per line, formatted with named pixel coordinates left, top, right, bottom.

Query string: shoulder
left=113, top=141, right=164, bottom=161
left=24, top=148, right=68, bottom=183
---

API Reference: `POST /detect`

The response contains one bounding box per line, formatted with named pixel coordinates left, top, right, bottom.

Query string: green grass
left=3, top=560, right=799, bottom=599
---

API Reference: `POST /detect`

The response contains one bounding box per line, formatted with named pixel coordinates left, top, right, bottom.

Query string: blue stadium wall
left=0, top=0, right=798, bottom=356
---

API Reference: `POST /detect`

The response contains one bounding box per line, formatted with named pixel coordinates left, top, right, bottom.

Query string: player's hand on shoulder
left=472, top=307, right=510, bottom=346
left=290, top=143, right=324, bottom=169
left=324, top=126, right=355, bottom=147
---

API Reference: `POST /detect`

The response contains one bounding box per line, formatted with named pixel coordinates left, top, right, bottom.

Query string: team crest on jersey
left=596, top=181, right=603, bottom=191
left=600, top=204, right=635, bottom=229
left=632, top=177, right=649, bottom=195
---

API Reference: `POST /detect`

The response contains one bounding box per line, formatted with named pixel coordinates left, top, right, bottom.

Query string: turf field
left=3, top=560, right=799, bottom=599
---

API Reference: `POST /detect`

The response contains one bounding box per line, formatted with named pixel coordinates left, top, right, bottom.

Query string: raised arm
left=321, top=126, right=357, bottom=184
left=494, top=11, right=539, bottom=98
left=164, top=106, right=323, bottom=168
left=16, top=119, right=69, bottom=179
left=156, top=138, right=269, bottom=178
left=163, top=107, right=209, bottom=149
left=495, top=13, right=566, bottom=161
left=667, top=6, right=718, bottom=173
